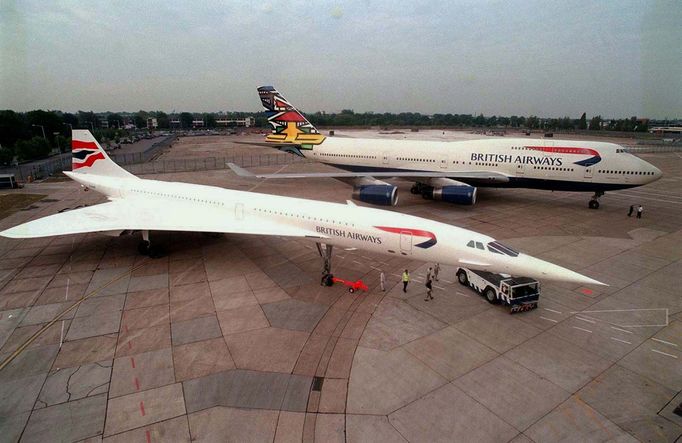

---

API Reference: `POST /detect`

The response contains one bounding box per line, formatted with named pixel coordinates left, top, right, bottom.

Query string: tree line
left=0, top=108, right=661, bottom=165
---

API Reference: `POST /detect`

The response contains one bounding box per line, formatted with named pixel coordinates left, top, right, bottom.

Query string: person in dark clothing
left=637, top=205, right=643, bottom=219
left=628, top=205, right=634, bottom=217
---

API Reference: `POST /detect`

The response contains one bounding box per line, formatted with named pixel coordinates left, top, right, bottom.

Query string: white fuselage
left=70, top=172, right=599, bottom=284
left=304, top=137, right=662, bottom=191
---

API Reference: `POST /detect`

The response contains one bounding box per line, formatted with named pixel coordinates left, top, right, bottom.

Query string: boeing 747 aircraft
left=0, top=130, right=603, bottom=286
left=238, top=86, right=662, bottom=209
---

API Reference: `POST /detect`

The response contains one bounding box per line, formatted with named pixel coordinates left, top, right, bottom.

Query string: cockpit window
left=467, top=240, right=475, bottom=248
left=487, top=241, right=519, bottom=257
left=475, top=242, right=484, bottom=250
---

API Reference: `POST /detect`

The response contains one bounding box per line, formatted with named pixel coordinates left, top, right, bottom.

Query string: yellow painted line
left=0, top=259, right=148, bottom=373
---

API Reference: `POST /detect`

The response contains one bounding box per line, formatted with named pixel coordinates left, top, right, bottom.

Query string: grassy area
left=0, top=194, right=47, bottom=220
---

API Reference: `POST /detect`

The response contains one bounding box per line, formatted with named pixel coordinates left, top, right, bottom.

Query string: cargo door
left=382, top=152, right=390, bottom=165
left=235, top=203, right=244, bottom=220
left=439, top=154, right=448, bottom=169
left=584, top=167, right=593, bottom=179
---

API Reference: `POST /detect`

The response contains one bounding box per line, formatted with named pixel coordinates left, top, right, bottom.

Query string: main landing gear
left=316, top=242, right=334, bottom=286
left=137, top=230, right=165, bottom=258
left=588, top=191, right=604, bottom=210
left=410, top=182, right=433, bottom=200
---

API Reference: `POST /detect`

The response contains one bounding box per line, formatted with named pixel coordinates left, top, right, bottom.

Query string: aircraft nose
left=652, top=165, right=663, bottom=181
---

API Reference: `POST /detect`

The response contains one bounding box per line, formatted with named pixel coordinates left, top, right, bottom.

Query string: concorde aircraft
left=0, top=130, right=604, bottom=286
left=239, top=86, right=662, bottom=209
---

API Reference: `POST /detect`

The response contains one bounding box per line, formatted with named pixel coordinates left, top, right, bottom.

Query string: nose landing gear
left=588, top=191, right=604, bottom=209
left=317, top=242, right=334, bottom=286
left=137, top=230, right=165, bottom=258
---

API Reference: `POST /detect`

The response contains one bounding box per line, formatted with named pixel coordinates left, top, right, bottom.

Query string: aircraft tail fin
left=257, top=86, right=326, bottom=147
left=70, top=130, right=136, bottom=179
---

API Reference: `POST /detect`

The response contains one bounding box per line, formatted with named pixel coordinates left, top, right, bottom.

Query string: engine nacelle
left=352, top=184, right=398, bottom=206
left=432, top=185, right=477, bottom=205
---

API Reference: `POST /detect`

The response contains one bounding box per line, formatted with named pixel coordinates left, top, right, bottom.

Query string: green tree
left=204, top=113, right=217, bottom=128
left=0, top=145, right=14, bottom=165
left=179, top=112, right=193, bottom=129
left=578, top=112, right=587, bottom=130
left=588, top=116, right=602, bottom=130
left=15, top=137, right=51, bottom=161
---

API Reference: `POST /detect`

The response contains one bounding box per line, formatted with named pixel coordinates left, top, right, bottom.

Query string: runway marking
left=456, top=291, right=471, bottom=298
left=139, top=401, right=146, bottom=416
left=130, top=357, right=136, bottom=368
left=609, top=192, right=682, bottom=205
left=652, top=338, right=678, bottom=347
left=352, top=260, right=363, bottom=265
left=569, top=308, right=669, bottom=328
left=611, top=326, right=633, bottom=334
left=651, top=349, right=678, bottom=359
left=572, top=326, right=593, bottom=333
left=540, top=316, right=558, bottom=323
left=443, top=279, right=453, bottom=284
left=361, top=256, right=372, bottom=260
left=434, top=285, right=446, bottom=290
left=0, top=261, right=148, bottom=373
left=146, top=430, right=152, bottom=443
left=544, top=308, right=562, bottom=314
left=610, top=337, right=631, bottom=345
left=392, top=274, right=402, bottom=278
left=134, top=377, right=140, bottom=391
left=576, top=316, right=596, bottom=324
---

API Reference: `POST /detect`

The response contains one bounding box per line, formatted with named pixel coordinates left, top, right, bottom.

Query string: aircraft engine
left=432, top=185, right=477, bottom=205
left=352, top=184, right=398, bottom=206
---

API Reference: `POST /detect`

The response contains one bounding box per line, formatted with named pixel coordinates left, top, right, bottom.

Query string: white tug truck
left=456, top=268, right=540, bottom=313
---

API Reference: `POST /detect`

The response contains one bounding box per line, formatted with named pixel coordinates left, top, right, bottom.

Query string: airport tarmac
left=0, top=132, right=681, bottom=442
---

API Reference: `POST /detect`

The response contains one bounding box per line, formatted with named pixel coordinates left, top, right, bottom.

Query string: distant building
left=147, top=118, right=158, bottom=130
left=215, top=116, right=255, bottom=127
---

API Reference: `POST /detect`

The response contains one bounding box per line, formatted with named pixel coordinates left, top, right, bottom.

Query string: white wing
left=226, top=163, right=509, bottom=183
left=0, top=199, right=327, bottom=239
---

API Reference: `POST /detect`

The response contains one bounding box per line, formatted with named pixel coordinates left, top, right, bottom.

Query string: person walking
left=380, top=271, right=386, bottom=292
left=402, top=270, right=410, bottom=293
left=424, top=268, right=434, bottom=301
left=433, top=263, right=440, bottom=281
left=628, top=205, right=634, bottom=217
left=637, top=205, right=643, bottom=219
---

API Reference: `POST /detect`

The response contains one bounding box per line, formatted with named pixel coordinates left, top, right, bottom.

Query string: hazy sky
left=1, top=0, right=680, bottom=118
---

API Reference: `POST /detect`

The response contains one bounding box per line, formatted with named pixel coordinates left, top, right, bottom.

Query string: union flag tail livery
left=258, top=86, right=326, bottom=149
left=71, top=130, right=135, bottom=179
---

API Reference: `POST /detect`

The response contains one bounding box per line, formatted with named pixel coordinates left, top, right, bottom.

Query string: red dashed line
left=139, top=401, right=146, bottom=416
left=580, top=288, right=593, bottom=295
left=134, top=377, right=140, bottom=391
left=146, top=430, right=151, bottom=443
left=127, top=341, right=132, bottom=349
left=130, top=357, right=136, bottom=368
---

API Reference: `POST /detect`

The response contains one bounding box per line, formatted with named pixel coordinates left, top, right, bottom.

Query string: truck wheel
left=457, top=270, right=468, bottom=286
left=348, top=288, right=355, bottom=293
left=484, top=287, right=499, bottom=304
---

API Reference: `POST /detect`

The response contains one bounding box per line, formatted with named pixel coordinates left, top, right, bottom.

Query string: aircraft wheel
left=410, top=185, right=419, bottom=195
left=138, top=240, right=150, bottom=256
left=484, top=287, right=499, bottom=304
left=148, top=245, right=166, bottom=259
left=457, top=270, right=468, bottom=286
left=588, top=200, right=599, bottom=209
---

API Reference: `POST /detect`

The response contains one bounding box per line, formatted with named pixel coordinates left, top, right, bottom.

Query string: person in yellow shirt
left=402, top=269, right=410, bottom=293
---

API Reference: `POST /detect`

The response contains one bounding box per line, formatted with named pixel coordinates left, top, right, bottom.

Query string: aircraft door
left=439, top=154, right=448, bottom=169
left=516, top=163, right=525, bottom=176
left=400, top=231, right=412, bottom=255
left=235, top=203, right=244, bottom=220
left=382, top=152, right=390, bottom=165
left=584, top=167, right=593, bottom=179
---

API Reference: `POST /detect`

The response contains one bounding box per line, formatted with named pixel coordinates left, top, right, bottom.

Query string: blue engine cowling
left=352, top=184, right=398, bottom=206
left=432, top=185, right=477, bottom=205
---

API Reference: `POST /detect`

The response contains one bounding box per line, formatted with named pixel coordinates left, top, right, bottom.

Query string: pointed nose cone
left=652, top=165, right=663, bottom=181
left=517, top=254, right=607, bottom=286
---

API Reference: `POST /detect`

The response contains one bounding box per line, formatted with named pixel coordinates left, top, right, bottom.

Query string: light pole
left=32, top=124, right=46, bottom=141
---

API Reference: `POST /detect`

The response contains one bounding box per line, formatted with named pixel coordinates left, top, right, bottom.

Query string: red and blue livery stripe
left=525, top=146, right=602, bottom=166
left=72, top=140, right=105, bottom=169
left=374, top=226, right=437, bottom=248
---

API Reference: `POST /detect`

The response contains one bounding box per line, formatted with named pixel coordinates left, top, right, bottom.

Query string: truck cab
left=457, top=267, right=540, bottom=313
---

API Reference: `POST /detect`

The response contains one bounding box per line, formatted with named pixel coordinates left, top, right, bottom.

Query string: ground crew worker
left=402, top=270, right=410, bottom=292
left=433, top=263, right=440, bottom=281
left=628, top=205, right=634, bottom=217
left=637, top=205, right=643, bottom=219
left=425, top=267, right=434, bottom=301
left=380, top=271, right=386, bottom=292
